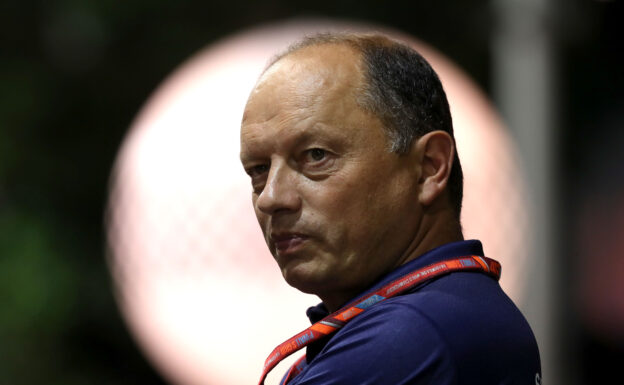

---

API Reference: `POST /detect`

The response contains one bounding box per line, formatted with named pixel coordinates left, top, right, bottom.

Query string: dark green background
left=1, top=1, right=622, bottom=384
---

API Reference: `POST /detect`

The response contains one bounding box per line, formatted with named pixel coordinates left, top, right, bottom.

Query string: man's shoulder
left=319, top=272, right=541, bottom=384
left=301, top=298, right=458, bottom=385
left=291, top=273, right=541, bottom=384
left=353, top=270, right=508, bottom=320
left=364, top=272, right=539, bottom=353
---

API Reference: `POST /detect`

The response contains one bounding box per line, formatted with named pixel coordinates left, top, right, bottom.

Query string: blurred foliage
left=0, top=0, right=622, bottom=384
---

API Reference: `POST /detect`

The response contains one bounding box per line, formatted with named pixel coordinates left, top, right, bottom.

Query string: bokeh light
left=107, top=20, right=531, bottom=385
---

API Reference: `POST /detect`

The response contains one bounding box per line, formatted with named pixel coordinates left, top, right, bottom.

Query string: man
left=240, top=33, right=541, bottom=385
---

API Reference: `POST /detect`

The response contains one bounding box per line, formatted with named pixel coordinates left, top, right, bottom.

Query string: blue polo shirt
left=283, top=240, right=541, bottom=385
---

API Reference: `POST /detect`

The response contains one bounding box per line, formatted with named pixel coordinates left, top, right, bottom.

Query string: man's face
left=240, top=45, right=423, bottom=309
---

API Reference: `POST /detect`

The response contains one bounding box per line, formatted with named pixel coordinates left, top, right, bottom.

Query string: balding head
left=244, top=42, right=365, bottom=128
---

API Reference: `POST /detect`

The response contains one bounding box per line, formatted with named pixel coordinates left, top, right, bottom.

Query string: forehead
left=243, top=44, right=364, bottom=122
left=240, top=44, right=380, bottom=157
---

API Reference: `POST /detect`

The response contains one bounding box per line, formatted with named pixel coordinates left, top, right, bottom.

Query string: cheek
left=302, top=165, right=415, bottom=237
left=342, top=173, right=417, bottom=233
left=307, top=180, right=361, bottom=219
left=251, top=198, right=268, bottom=232
left=311, top=180, right=382, bottom=238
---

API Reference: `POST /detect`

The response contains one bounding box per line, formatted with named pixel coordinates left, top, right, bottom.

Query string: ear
left=414, top=131, right=455, bottom=206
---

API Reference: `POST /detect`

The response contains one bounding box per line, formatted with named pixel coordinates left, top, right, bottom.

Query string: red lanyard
left=258, top=255, right=501, bottom=385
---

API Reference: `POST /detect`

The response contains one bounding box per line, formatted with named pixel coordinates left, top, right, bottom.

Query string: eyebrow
left=240, top=122, right=345, bottom=164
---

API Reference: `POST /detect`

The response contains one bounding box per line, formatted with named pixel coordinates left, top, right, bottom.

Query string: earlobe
left=415, top=131, right=455, bottom=206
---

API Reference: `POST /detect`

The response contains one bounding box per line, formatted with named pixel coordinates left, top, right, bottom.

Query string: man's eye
left=306, top=148, right=326, bottom=162
left=247, top=164, right=269, bottom=177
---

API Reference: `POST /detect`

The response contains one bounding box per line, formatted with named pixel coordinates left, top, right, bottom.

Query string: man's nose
left=255, top=163, right=301, bottom=215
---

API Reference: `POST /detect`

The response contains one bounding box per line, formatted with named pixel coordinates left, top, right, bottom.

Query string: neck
left=321, top=206, right=463, bottom=313
left=396, top=208, right=464, bottom=268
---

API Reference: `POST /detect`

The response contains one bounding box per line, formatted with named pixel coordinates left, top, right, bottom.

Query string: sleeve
left=291, top=300, right=459, bottom=385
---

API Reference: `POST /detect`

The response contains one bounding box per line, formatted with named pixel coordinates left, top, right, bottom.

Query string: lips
left=271, top=232, right=308, bottom=254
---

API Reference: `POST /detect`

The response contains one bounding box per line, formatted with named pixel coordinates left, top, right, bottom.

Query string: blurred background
left=1, top=0, right=622, bottom=384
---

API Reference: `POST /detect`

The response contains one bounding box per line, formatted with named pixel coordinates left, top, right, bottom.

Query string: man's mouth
left=271, top=233, right=308, bottom=254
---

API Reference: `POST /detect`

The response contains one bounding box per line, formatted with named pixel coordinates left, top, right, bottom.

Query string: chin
left=281, top=264, right=328, bottom=296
